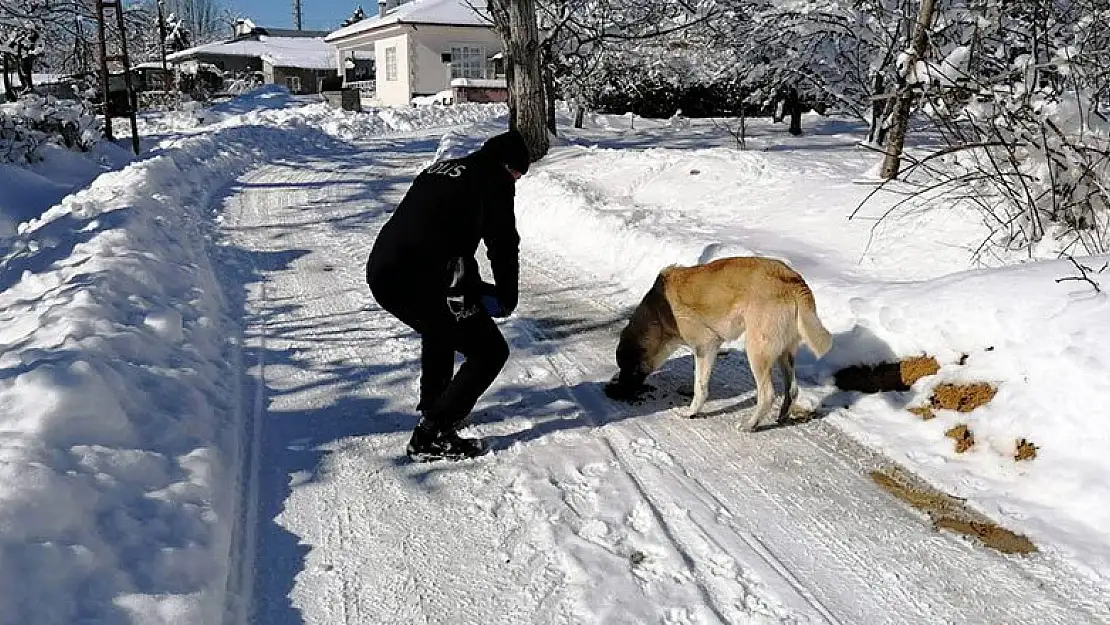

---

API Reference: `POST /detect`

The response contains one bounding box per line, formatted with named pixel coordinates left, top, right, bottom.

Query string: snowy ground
left=1, top=89, right=1109, bottom=624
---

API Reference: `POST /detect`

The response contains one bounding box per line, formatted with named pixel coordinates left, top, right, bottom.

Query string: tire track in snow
left=504, top=267, right=833, bottom=624
left=219, top=134, right=588, bottom=625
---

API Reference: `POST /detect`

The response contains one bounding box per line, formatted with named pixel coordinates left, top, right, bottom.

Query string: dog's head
left=603, top=324, right=655, bottom=401
left=604, top=274, right=678, bottom=402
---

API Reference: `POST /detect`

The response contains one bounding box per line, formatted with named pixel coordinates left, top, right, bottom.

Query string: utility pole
left=293, top=0, right=303, bottom=30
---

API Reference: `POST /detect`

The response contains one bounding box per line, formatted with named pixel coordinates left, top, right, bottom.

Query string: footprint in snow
left=629, top=437, right=674, bottom=466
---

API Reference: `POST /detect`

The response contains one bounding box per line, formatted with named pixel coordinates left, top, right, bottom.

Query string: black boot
left=406, top=422, right=486, bottom=462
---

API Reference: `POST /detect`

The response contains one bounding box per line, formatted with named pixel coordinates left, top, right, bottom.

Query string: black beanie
left=480, top=129, right=531, bottom=175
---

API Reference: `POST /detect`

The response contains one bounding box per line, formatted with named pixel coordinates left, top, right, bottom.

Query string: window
left=286, top=75, right=302, bottom=93
left=450, top=45, right=485, bottom=79
left=385, top=46, right=398, bottom=81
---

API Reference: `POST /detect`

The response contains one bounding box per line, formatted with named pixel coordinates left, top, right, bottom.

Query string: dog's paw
left=681, top=406, right=707, bottom=419
left=735, top=419, right=760, bottom=432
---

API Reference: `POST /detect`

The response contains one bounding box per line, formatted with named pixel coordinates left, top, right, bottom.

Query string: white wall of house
left=409, top=25, right=502, bottom=98
left=374, top=32, right=411, bottom=106
left=329, top=24, right=501, bottom=107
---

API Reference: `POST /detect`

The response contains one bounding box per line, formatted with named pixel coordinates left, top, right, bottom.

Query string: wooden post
left=110, top=0, right=141, bottom=154
left=94, top=0, right=114, bottom=141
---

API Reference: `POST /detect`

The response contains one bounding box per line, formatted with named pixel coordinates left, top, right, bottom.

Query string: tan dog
left=605, top=256, right=832, bottom=430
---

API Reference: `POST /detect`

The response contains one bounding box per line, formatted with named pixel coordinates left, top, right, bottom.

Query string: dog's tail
left=793, top=283, right=832, bottom=358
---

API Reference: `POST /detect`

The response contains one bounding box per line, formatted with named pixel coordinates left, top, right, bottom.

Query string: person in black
left=366, top=129, right=530, bottom=461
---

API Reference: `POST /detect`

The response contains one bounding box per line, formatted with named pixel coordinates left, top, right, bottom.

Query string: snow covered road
left=217, top=130, right=1109, bottom=625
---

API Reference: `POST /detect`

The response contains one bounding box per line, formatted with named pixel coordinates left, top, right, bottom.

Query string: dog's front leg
left=684, top=343, right=721, bottom=418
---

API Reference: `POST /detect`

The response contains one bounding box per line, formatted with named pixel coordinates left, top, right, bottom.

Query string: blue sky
left=226, top=0, right=373, bottom=32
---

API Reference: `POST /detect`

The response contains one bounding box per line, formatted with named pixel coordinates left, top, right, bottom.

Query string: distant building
left=131, top=62, right=173, bottom=92
left=167, top=20, right=338, bottom=94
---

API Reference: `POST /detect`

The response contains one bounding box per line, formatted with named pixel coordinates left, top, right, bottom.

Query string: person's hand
left=479, top=281, right=514, bottom=317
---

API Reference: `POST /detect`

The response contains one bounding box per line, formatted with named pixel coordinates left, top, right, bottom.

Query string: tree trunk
left=2, top=56, right=14, bottom=102
left=573, top=104, right=585, bottom=129
left=490, top=0, right=549, bottom=162
left=877, top=96, right=895, bottom=146
left=543, top=63, right=557, bottom=136
left=867, top=72, right=885, bottom=144
left=739, top=104, right=747, bottom=150
left=504, top=58, right=517, bottom=129
left=880, top=0, right=938, bottom=180
left=541, top=41, right=557, bottom=135
left=786, top=86, right=802, bottom=136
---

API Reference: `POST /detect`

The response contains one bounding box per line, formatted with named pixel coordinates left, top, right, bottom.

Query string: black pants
left=371, top=283, right=509, bottom=433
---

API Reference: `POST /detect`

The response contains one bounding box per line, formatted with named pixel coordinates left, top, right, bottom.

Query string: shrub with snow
left=880, top=57, right=1110, bottom=260
left=0, top=94, right=102, bottom=164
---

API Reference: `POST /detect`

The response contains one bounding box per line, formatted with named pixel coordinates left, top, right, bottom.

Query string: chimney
left=378, top=0, right=388, bottom=16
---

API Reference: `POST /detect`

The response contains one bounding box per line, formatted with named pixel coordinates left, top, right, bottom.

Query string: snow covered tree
left=342, top=6, right=368, bottom=27
left=163, top=11, right=192, bottom=53
left=158, top=0, right=227, bottom=45
left=536, top=0, right=717, bottom=127
left=0, top=0, right=48, bottom=98
left=880, top=0, right=937, bottom=178
left=855, top=0, right=1110, bottom=256
left=0, top=0, right=174, bottom=98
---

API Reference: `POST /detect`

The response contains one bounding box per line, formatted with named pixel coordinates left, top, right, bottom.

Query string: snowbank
left=823, top=259, right=1110, bottom=586
left=495, top=122, right=1110, bottom=587
left=0, top=86, right=513, bottom=625
left=0, top=143, right=132, bottom=239
left=0, top=122, right=324, bottom=625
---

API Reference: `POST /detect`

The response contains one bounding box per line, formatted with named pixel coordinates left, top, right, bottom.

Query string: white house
left=324, top=0, right=504, bottom=106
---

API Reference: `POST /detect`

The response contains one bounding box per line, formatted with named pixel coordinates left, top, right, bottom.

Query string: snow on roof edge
left=325, top=0, right=490, bottom=43
left=167, top=36, right=337, bottom=70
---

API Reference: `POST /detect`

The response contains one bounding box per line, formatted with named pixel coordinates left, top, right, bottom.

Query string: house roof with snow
left=167, top=35, right=338, bottom=70
left=325, top=0, right=490, bottom=43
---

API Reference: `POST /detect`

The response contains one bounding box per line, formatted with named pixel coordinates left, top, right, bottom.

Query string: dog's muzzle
left=604, top=372, right=650, bottom=401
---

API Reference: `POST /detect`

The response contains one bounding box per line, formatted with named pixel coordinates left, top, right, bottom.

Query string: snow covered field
left=1, top=88, right=1108, bottom=624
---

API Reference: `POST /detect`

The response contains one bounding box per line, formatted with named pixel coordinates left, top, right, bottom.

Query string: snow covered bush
left=859, top=0, right=1110, bottom=258
left=0, top=94, right=101, bottom=163
left=928, top=87, right=1110, bottom=257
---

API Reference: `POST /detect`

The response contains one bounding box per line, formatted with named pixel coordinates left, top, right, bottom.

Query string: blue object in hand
left=482, top=294, right=506, bottom=317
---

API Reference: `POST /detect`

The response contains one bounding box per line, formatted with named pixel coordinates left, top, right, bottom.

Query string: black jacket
left=367, top=149, right=520, bottom=314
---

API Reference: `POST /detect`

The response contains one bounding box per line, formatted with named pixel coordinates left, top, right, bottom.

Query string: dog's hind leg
left=776, top=350, right=798, bottom=424
left=684, top=340, right=721, bottom=418
left=738, top=347, right=776, bottom=431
